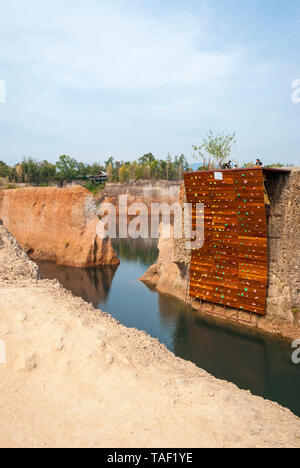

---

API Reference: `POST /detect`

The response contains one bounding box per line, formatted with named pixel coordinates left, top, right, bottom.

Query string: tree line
left=1, top=132, right=293, bottom=187
left=0, top=153, right=189, bottom=185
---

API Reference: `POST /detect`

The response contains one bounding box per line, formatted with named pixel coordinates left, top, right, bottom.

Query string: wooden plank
left=184, top=169, right=268, bottom=315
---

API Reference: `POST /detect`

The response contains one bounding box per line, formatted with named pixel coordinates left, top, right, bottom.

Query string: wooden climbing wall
left=184, top=168, right=268, bottom=315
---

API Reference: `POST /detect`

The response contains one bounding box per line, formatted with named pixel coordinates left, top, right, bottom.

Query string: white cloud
left=3, top=0, right=298, bottom=166
left=0, top=0, right=239, bottom=91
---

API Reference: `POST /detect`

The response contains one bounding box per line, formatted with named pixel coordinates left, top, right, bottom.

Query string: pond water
left=37, top=238, right=300, bottom=417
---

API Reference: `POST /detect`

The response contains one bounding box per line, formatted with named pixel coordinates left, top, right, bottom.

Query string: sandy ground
left=0, top=225, right=300, bottom=448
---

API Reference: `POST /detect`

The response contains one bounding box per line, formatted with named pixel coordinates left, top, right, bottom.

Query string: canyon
left=1, top=175, right=299, bottom=339
left=0, top=186, right=119, bottom=268
left=0, top=177, right=300, bottom=447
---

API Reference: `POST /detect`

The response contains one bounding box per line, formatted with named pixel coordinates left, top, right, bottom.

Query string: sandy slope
left=0, top=225, right=299, bottom=448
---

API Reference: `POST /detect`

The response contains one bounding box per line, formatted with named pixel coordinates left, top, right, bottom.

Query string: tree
left=193, top=131, right=236, bottom=169
left=39, top=160, right=56, bottom=183
left=56, top=155, right=78, bottom=181
left=8, top=166, right=18, bottom=183
left=0, top=161, right=9, bottom=178
left=119, top=165, right=130, bottom=183
left=21, top=158, right=41, bottom=184
left=106, top=164, right=114, bottom=182
left=105, top=157, right=115, bottom=168
left=76, top=162, right=89, bottom=178
left=88, top=163, right=105, bottom=176
left=138, top=153, right=155, bottom=165
left=129, top=161, right=138, bottom=180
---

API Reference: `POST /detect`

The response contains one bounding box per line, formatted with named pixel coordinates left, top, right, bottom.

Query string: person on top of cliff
left=256, top=158, right=263, bottom=167
left=222, top=161, right=232, bottom=169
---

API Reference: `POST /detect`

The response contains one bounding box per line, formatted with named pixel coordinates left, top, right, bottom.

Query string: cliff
left=97, top=180, right=182, bottom=215
left=141, top=169, right=300, bottom=340
left=0, top=186, right=120, bottom=268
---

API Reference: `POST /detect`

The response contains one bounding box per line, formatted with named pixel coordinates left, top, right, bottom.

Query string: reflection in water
left=37, top=261, right=118, bottom=307
left=36, top=239, right=300, bottom=417
left=157, top=293, right=300, bottom=412
left=112, top=238, right=159, bottom=267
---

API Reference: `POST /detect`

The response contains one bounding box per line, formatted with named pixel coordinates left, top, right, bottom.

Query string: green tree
left=138, top=153, right=155, bottom=165
left=56, top=155, right=78, bottom=181
left=105, top=157, right=115, bottom=168
left=39, top=160, right=56, bottom=184
left=21, top=158, right=41, bottom=184
left=87, top=163, right=105, bottom=176
left=0, top=161, right=9, bottom=178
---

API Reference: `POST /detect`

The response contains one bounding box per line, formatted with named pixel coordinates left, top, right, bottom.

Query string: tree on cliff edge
left=193, top=131, right=236, bottom=169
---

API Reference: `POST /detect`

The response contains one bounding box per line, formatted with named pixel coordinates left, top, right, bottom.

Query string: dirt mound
left=0, top=224, right=40, bottom=283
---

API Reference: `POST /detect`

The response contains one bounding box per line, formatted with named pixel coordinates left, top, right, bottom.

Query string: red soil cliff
left=0, top=186, right=120, bottom=268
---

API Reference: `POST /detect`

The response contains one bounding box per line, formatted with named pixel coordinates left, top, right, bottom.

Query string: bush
left=83, top=181, right=106, bottom=195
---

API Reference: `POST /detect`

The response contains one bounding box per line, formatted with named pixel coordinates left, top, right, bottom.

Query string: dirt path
left=0, top=225, right=299, bottom=448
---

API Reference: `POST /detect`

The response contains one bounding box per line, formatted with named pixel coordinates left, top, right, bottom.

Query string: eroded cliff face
left=97, top=180, right=182, bottom=215
left=0, top=186, right=120, bottom=268
left=141, top=169, right=300, bottom=340
left=265, top=170, right=300, bottom=326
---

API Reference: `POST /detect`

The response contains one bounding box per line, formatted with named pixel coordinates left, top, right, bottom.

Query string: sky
left=0, top=0, right=299, bottom=167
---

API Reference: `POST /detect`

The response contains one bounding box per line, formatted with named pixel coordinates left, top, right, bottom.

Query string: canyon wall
left=97, top=180, right=182, bottom=214
left=141, top=169, right=300, bottom=340
left=265, top=170, right=300, bottom=326
left=0, top=186, right=120, bottom=268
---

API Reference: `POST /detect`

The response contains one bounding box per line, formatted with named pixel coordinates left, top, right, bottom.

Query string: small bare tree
left=193, top=131, right=236, bottom=169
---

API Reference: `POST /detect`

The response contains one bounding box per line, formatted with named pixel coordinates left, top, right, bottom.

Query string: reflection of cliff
left=112, top=238, right=158, bottom=267
left=37, top=261, right=118, bottom=307
left=158, top=291, right=268, bottom=395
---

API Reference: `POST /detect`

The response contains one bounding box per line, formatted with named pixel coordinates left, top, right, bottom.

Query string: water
left=37, top=238, right=300, bottom=417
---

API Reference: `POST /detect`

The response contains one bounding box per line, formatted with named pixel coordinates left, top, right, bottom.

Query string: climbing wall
left=184, top=168, right=268, bottom=315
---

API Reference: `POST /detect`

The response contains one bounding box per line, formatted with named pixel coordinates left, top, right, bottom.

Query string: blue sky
left=0, top=0, right=299, bottom=166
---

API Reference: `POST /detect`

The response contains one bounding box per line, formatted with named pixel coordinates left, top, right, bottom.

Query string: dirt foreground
left=0, top=225, right=300, bottom=448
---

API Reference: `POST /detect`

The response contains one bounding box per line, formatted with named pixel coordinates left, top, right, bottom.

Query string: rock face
left=141, top=169, right=300, bottom=340
left=0, top=186, right=120, bottom=268
left=265, top=170, right=300, bottom=327
left=97, top=180, right=182, bottom=215
left=140, top=225, right=190, bottom=303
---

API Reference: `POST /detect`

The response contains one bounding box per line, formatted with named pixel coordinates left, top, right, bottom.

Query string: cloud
left=2, top=0, right=298, bottom=166
left=0, top=0, right=239, bottom=91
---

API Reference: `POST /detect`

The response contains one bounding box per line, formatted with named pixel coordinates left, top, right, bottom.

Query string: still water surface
left=37, top=238, right=300, bottom=417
